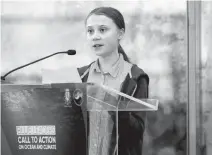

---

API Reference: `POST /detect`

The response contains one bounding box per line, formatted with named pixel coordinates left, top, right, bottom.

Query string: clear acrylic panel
left=86, top=83, right=159, bottom=155
left=87, top=83, right=158, bottom=111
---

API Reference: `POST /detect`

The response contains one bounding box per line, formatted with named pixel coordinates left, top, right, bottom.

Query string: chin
left=95, top=50, right=106, bottom=57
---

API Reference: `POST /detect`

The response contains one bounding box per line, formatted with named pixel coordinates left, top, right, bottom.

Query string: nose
left=92, top=31, right=101, bottom=41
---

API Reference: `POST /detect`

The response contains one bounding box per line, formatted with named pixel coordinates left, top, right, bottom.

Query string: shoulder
left=77, top=61, right=95, bottom=75
left=77, top=65, right=90, bottom=76
left=131, top=64, right=149, bottom=85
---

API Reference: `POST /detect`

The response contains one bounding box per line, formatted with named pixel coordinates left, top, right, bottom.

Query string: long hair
left=85, top=7, right=130, bottom=62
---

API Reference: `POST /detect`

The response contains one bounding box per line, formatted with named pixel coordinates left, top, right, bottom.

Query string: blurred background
left=201, top=1, right=212, bottom=155
left=1, top=1, right=212, bottom=155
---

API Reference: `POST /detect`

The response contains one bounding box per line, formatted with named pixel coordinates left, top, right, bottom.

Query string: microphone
left=1, top=49, right=76, bottom=80
left=67, top=50, right=76, bottom=55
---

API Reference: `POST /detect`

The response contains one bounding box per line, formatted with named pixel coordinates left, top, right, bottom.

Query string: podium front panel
left=1, top=84, right=87, bottom=155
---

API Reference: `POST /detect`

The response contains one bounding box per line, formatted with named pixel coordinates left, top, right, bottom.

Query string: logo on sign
left=73, top=89, right=83, bottom=106
left=64, top=88, right=72, bottom=107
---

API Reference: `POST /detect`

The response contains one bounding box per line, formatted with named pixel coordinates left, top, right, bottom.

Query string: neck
left=98, top=50, right=119, bottom=73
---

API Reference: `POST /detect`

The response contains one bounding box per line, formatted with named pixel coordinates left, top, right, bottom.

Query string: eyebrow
left=86, top=25, right=108, bottom=28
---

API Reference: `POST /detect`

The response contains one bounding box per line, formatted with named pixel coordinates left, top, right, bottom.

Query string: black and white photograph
left=1, top=1, right=212, bottom=155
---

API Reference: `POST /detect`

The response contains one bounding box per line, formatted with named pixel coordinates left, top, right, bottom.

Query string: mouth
left=93, top=44, right=104, bottom=48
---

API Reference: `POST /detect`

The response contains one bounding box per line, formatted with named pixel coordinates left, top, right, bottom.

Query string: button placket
left=89, top=109, right=102, bottom=155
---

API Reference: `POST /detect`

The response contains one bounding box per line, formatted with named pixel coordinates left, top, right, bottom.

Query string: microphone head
left=67, top=50, right=76, bottom=55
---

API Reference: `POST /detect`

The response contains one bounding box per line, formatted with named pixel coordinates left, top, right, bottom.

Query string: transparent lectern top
left=86, top=83, right=158, bottom=111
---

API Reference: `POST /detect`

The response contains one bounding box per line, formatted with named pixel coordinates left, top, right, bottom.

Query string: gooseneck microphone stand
left=1, top=50, right=76, bottom=81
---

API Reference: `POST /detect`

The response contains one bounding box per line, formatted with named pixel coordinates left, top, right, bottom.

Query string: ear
left=118, top=28, right=125, bottom=40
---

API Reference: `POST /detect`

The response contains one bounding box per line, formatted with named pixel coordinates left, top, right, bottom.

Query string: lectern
left=1, top=83, right=158, bottom=155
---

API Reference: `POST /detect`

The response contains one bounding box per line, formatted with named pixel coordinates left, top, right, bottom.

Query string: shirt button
left=94, top=144, right=97, bottom=147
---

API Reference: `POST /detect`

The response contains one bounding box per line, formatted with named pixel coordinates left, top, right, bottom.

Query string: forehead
left=86, top=15, right=116, bottom=27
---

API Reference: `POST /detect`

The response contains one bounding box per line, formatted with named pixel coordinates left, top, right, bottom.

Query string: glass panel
left=87, top=83, right=158, bottom=111
left=86, top=83, right=158, bottom=155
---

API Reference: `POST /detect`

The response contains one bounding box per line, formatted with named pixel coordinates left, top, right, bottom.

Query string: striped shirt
left=87, top=54, right=132, bottom=155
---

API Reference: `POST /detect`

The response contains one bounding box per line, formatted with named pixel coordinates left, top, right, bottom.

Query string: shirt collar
left=93, top=54, right=124, bottom=78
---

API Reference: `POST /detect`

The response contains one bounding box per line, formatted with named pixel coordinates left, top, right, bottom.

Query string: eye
left=87, top=29, right=94, bottom=35
left=100, top=28, right=107, bottom=33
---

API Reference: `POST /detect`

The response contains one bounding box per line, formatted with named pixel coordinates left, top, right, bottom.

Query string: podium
left=1, top=83, right=158, bottom=155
